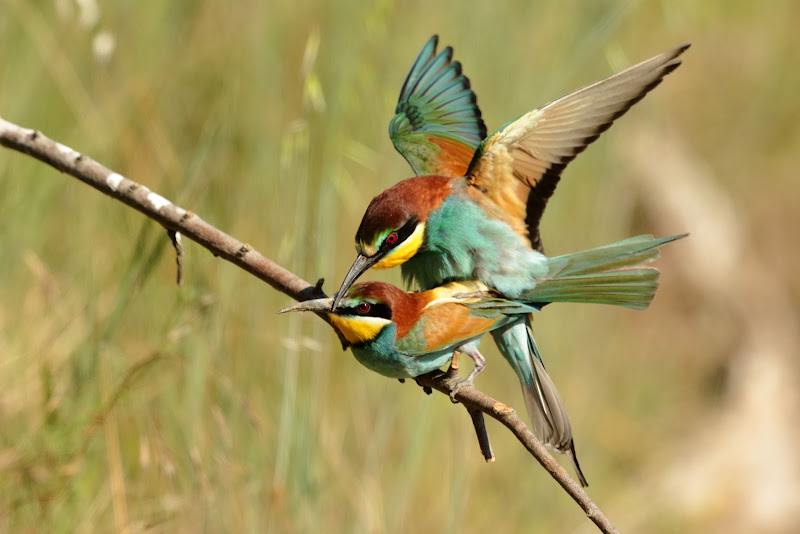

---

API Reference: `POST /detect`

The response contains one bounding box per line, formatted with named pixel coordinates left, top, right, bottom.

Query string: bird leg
left=448, top=345, right=486, bottom=402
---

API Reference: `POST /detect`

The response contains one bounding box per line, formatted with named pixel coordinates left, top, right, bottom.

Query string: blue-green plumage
left=283, top=281, right=532, bottom=380
left=331, top=37, right=688, bottom=488
left=389, top=35, right=486, bottom=177
left=402, top=194, right=549, bottom=294
left=351, top=324, right=481, bottom=380
left=403, top=226, right=684, bottom=484
left=349, top=323, right=464, bottom=379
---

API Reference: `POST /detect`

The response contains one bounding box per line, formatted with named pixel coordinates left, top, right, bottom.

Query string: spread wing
left=389, top=35, right=487, bottom=178
left=466, top=44, right=690, bottom=251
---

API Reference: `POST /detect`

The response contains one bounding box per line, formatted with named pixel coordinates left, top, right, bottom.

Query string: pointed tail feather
left=491, top=318, right=588, bottom=487
left=549, top=234, right=686, bottom=277
left=523, top=234, right=686, bottom=310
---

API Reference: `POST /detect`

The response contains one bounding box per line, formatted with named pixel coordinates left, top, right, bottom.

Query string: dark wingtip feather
left=398, top=36, right=440, bottom=103
left=662, top=59, right=683, bottom=76
left=665, top=42, right=691, bottom=60
left=442, top=46, right=454, bottom=62
left=550, top=49, right=688, bottom=168
left=567, top=443, right=589, bottom=487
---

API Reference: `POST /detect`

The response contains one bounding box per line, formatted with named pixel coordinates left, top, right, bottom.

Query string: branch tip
left=468, top=408, right=494, bottom=461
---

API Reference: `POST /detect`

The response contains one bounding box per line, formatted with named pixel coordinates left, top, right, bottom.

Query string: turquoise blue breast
left=350, top=325, right=455, bottom=378
left=401, top=196, right=549, bottom=294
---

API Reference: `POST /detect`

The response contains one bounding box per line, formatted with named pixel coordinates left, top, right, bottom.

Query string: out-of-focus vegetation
left=1, top=1, right=798, bottom=532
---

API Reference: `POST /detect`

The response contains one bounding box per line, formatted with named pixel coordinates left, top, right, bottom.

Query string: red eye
left=385, top=232, right=398, bottom=245
left=357, top=302, right=371, bottom=313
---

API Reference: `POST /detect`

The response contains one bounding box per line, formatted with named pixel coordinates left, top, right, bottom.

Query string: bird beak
left=332, top=254, right=379, bottom=310
left=278, top=297, right=336, bottom=314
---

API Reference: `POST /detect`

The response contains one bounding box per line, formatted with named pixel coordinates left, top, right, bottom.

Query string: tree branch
left=0, top=116, right=618, bottom=534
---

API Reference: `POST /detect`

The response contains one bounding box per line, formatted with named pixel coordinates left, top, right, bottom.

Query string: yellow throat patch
left=373, top=223, right=425, bottom=270
left=329, top=314, right=392, bottom=345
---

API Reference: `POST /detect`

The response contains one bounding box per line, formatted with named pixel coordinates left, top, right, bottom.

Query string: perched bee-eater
left=331, top=36, right=688, bottom=485
left=297, top=234, right=683, bottom=485
left=287, top=234, right=678, bottom=379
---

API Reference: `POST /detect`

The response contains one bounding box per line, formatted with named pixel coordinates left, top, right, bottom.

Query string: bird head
left=333, top=175, right=452, bottom=309
left=281, top=282, right=407, bottom=346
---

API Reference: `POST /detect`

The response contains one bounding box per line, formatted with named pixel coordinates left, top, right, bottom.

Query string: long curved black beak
left=278, top=297, right=335, bottom=314
left=332, top=253, right=380, bottom=310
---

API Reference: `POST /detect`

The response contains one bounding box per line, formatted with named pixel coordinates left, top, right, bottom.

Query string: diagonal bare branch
left=0, top=115, right=618, bottom=534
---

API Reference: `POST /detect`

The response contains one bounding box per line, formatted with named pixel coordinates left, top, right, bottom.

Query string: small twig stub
left=168, top=230, right=184, bottom=286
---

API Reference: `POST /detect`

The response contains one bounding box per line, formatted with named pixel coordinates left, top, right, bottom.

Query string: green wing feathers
left=389, top=35, right=487, bottom=177
left=524, top=234, right=686, bottom=309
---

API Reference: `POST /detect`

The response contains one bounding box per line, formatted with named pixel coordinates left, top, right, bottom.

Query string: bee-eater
left=332, top=37, right=688, bottom=486
left=286, top=234, right=681, bottom=484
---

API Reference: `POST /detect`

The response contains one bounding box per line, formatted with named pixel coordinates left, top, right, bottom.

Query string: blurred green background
left=1, top=1, right=798, bottom=532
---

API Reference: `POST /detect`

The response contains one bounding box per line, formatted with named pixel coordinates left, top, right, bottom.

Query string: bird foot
left=447, top=345, right=486, bottom=403
left=449, top=378, right=474, bottom=403
left=414, top=377, right=433, bottom=395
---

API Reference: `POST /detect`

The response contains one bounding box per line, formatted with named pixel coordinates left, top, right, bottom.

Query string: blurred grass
left=1, top=0, right=799, bottom=532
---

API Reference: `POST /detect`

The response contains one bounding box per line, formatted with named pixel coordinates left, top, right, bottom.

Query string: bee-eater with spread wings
left=331, top=37, right=688, bottom=486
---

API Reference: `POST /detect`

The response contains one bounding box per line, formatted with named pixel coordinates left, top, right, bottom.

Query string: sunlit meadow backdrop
left=1, top=1, right=798, bottom=532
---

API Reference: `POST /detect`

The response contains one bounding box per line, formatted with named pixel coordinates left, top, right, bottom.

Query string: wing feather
left=395, top=281, right=538, bottom=355
left=389, top=36, right=487, bottom=178
left=466, top=44, right=689, bottom=250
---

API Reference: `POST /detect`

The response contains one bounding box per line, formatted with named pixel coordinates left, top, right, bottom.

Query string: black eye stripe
left=339, top=302, right=392, bottom=320
left=396, top=217, right=418, bottom=241
left=380, top=216, right=419, bottom=251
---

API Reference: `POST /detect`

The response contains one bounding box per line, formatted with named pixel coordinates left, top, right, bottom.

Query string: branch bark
left=0, top=116, right=618, bottom=534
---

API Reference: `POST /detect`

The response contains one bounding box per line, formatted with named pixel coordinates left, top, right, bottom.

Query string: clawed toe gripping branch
left=0, top=116, right=618, bottom=534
